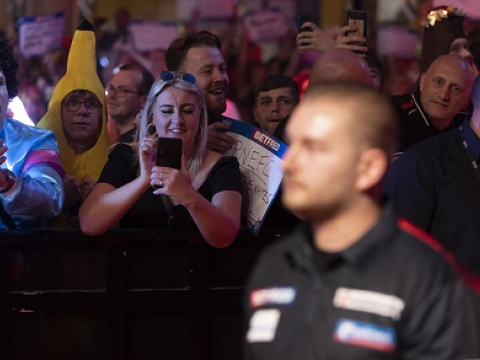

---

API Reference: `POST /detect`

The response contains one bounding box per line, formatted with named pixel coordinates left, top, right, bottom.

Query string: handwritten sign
left=130, top=21, right=180, bottom=52
left=18, top=12, right=65, bottom=59
left=223, top=120, right=287, bottom=235
left=243, top=8, right=288, bottom=43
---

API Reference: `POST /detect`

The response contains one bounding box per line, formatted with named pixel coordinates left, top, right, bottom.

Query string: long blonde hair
left=137, top=73, right=208, bottom=179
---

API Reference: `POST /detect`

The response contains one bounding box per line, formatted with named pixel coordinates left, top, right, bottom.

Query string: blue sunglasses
left=160, top=71, right=196, bottom=85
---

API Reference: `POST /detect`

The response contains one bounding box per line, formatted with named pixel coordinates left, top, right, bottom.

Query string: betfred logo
left=250, top=287, right=296, bottom=308
left=253, top=129, right=280, bottom=151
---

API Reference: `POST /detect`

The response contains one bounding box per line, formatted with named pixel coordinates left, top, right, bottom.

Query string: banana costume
left=37, top=20, right=110, bottom=228
left=38, top=20, right=109, bottom=184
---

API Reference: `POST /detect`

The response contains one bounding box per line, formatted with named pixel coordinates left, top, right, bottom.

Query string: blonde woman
left=79, top=72, right=242, bottom=247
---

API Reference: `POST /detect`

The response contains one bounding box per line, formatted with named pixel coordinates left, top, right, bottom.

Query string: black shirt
left=244, top=205, right=480, bottom=359
left=384, top=118, right=480, bottom=280
left=98, top=144, right=243, bottom=229
left=119, top=127, right=136, bottom=143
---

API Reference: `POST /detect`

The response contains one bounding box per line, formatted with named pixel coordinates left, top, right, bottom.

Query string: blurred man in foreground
left=244, top=82, right=480, bottom=359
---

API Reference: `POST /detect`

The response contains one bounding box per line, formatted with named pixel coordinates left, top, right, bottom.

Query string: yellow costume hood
left=38, top=20, right=109, bottom=182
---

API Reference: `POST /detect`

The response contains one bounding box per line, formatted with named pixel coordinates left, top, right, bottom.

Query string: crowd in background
left=4, top=2, right=480, bottom=126
left=2, top=2, right=480, bottom=356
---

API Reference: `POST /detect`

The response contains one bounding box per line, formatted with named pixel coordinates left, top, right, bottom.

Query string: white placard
left=18, top=12, right=65, bottom=59
left=198, top=0, right=236, bottom=19
left=377, top=0, right=416, bottom=22
left=243, top=9, right=288, bottom=43
left=130, top=21, right=180, bottom=52
left=222, top=119, right=287, bottom=235
left=376, top=25, right=420, bottom=58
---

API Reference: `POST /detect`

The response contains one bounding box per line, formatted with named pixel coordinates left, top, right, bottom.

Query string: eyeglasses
left=160, top=71, right=196, bottom=85
left=106, top=85, right=142, bottom=98
left=62, top=98, right=102, bottom=113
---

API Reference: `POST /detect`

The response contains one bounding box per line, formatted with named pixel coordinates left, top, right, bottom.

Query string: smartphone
left=156, top=137, right=182, bottom=170
left=345, top=10, right=368, bottom=41
left=295, top=15, right=312, bottom=33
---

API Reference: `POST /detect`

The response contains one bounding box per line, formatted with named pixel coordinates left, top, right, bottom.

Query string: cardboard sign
left=130, top=21, right=180, bottom=52
left=243, top=8, right=288, bottom=43
left=18, top=12, right=65, bottom=59
left=222, top=120, right=287, bottom=235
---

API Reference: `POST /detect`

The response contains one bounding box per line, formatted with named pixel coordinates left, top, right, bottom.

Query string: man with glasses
left=106, top=63, right=154, bottom=143
left=38, top=20, right=110, bottom=228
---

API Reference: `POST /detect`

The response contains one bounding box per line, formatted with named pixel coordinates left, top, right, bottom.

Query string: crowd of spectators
left=1, top=2, right=480, bottom=356
left=6, top=4, right=479, bottom=127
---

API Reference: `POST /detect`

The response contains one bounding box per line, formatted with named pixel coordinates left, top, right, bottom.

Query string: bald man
left=307, top=48, right=373, bottom=88
left=385, top=74, right=480, bottom=284
left=274, top=48, right=373, bottom=142
left=391, top=54, right=474, bottom=155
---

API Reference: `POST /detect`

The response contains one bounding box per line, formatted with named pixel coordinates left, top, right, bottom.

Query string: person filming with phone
left=296, top=11, right=368, bottom=55
left=79, top=71, right=243, bottom=248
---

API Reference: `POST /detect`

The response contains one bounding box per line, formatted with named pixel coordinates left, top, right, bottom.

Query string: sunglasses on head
left=160, top=71, right=196, bottom=85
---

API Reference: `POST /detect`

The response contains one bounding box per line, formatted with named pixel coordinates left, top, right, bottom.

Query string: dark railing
left=0, top=228, right=285, bottom=360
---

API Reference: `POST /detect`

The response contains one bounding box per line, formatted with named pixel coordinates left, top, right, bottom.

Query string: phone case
left=156, top=137, right=182, bottom=170
left=345, top=10, right=368, bottom=39
left=295, top=15, right=312, bottom=33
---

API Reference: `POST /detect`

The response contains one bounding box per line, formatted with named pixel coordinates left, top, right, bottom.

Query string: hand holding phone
left=345, top=10, right=367, bottom=41
left=156, top=137, right=182, bottom=170
left=295, top=15, right=312, bottom=33
left=344, top=10, right=368, bottom=54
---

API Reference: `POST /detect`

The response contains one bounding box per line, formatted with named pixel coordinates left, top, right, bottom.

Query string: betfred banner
left=18, top=12, right=65, bottom=59
left=222, top=120, right=287, bottom=235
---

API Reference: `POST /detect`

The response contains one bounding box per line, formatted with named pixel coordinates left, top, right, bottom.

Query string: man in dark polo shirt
left=244, top=82, right=480, bottom=359
left=384, top=74, right=480, bottom=284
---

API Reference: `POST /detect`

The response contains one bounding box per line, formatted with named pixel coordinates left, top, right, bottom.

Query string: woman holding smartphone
left=79, top=71, right=243, bottom=248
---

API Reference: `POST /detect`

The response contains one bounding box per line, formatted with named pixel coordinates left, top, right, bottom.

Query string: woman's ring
left=154, top=179, right=163, bottom=189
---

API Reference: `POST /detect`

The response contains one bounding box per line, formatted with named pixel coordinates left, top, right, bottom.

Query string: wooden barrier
left=0, top=228, right=285, bottom=360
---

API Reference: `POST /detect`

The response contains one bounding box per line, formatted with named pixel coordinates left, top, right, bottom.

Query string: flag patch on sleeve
left=333, top=318, right=396, bottom=352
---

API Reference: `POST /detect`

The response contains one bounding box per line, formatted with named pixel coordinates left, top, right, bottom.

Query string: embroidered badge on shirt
left=333, top=287, right=405, bottom=320
left=246, top=309, right=281, bottom=343
left=334, top=318, right=396, bottom=352
left=250, top=287, right=296, bottom=308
